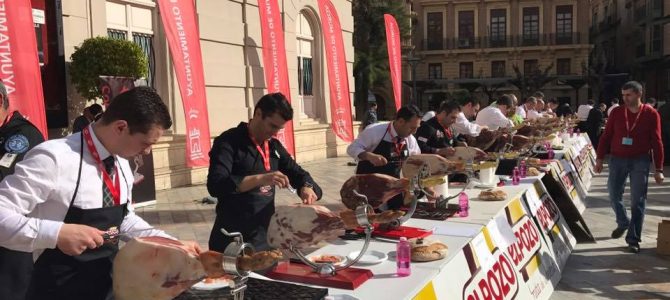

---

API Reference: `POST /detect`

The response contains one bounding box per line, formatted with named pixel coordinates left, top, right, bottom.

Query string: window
left=107, top=29, right=127, bottom=40
left=556, top=5, right=573, bottom=44
left=490, top=9, right=507, bottom=47
left=652, top=25, right=662, bottom=53
left=491, top=61, right=506, bottom=78
left=460, top=62, right=474, bottom=78
left=296, top=12, right=314, bottom=97
left=557, top=58, right=571, bottom=75
left=458, top=11, right=475, bottom=48
left=426, top=12, right=444, bottom=50
left=297, top=57, right=313, bottom=96
left=428, top=63, right=442, bottom=79
left=522, top=7, right=540, bottom=46
left=296, top=10, right=322, bottom=120
left=105, top=2, right=155, bottom=86
left=524, top=59, right=538, bottom=75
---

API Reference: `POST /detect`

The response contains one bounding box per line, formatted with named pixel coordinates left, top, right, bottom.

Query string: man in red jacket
left=595, top=81, right=665, bottom=253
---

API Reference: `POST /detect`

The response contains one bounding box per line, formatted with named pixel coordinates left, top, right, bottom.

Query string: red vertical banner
left=384, top=14, right=402, bottom=110
left=0, top=0, right=48, bottom=137
left=157, top=0, right=211, bottom=167
left=257, top=0, right=295, bottom=156
left=317, top=0, right=354, bottom=143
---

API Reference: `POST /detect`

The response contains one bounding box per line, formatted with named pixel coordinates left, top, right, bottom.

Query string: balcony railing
left=418, top=33, right=586, bottom=51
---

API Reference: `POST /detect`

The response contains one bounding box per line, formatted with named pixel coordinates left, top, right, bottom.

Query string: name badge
left=0, top=153, right=17, bottom=168
left=622, top=137, right=633, bottom=145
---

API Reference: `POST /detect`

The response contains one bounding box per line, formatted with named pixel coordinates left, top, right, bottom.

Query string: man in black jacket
left=207, top=93, right=322, bottom=251
left=414, top=101, right=461, bottom=157
left=0, top=80, right=45, bottom=300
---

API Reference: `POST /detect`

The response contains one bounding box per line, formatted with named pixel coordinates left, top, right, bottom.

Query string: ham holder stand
left=269, top=162, right=464, bottom=290
left=218, top=228, right=255, bottom=300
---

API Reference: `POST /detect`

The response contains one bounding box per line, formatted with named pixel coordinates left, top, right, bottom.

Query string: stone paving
left=136, top=157, right=670, bottom=299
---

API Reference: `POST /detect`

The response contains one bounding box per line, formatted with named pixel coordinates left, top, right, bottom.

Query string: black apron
left=356, top=125, right=409, bottom=210
left=209, top=139, right=278, bottom=253
left=27, top=133, right=129, bottom=300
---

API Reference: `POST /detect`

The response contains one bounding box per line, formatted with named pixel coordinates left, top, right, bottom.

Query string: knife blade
left=103, top=227, right=158, bottom=243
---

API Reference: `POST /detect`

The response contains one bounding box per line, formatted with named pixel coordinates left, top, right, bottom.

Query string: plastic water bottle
left=458, top=192, right=469, bottom=217
left=396, top=237, right=411, bottom=277
left=512, top=167, right=520, bottom=185
left=519, top=160, right=527, bottom=178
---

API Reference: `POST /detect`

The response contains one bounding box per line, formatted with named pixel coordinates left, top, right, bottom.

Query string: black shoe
left=611, top=227, right=627, bottom=239
left=627, top=244, right=640, bottom=253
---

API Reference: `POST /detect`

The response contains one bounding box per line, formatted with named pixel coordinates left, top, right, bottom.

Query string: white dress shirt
left=607, top=104, right=618, bottom=116
left=453, top=112, right=483, bottom=137
left=475, top=106, right=514, bottom=130
left=515, top=106, right=527, bottom=119
left=576, top=104, right=593, bottom=121
left=0, top=126, right=170, bottom=260
left=347, top=121, right=421, bottom=159
left=526, top=109, right=542, bottom=120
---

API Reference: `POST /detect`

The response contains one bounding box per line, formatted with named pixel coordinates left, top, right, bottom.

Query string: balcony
left=418, top=33, right=586, bottom=51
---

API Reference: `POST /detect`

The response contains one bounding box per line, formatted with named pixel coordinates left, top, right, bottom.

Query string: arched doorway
left=296, top=9, right=322, bottom=121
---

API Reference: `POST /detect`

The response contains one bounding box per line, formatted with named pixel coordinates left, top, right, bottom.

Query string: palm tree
left=508, top=63, right=555, bottom=100
left=353, top=0, right=412, bottom=119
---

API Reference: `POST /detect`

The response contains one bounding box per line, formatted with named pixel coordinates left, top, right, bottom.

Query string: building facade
left=32, top=0, right=356, bottom=191
left=408, top=0, right=591, bottom=108
left=590, top=0, right=670, bottom=103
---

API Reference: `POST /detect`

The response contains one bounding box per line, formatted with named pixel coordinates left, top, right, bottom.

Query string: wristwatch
left=302, top=182, right=314, bottom=189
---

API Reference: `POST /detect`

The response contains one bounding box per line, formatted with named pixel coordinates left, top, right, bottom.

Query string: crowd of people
left=353, top=80, right=664, bottom=254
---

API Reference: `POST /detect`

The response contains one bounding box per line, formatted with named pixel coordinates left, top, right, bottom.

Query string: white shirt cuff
left=36, top=219, right=63, bottom=250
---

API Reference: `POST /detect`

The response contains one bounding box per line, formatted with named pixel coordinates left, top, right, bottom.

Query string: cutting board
left=266, top=262, right=373, bottom=290
left=355, top=224, right=433, bottom=239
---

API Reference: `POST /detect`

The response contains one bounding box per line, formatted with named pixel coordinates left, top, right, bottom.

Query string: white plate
left=474, top=182, right=498, bottom=189
left=307, top=254, right=348, bottom=267
left=191, top=277, right=231, bottom=291
left=347, top=250, right=388, bottom=265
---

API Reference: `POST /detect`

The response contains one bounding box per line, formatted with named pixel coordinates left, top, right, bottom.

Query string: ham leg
left=113, top=237, right=207, bottom=300
left=267, top=204, right=405, bottom=249
left=114, top=237, right=285, bottom=300
left=340, top=174, right=408, bottom=210
left=402, top=154, right=465, bottom=178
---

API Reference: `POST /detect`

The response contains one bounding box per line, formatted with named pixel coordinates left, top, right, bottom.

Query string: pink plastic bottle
left=519, top=160, right=527, bottom=178
left=458, top=192, right=469, bottom=217
left=396, top=237, right=411, bottom=277
left=512, top=167, right=520, bottom=185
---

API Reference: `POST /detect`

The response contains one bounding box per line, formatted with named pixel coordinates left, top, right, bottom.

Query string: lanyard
left=82, top=126, right=121, bottom=206
left=624, top=104, right=645, bottom=136
left=441, top=124, right=453, bottom=139
left=387, top=123, right=405, bottom=156
left=248, top=128, right=271, bottom=171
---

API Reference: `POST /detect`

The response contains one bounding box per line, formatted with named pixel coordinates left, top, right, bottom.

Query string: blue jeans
left=607, top=155, right=650, bottom=245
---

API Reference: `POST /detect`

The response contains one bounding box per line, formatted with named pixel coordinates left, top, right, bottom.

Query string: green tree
left=353, top=0, right=413, bottom=119
left=69, top=37, right=148, bottom=100
left=582, top=45, right=607, bottom=102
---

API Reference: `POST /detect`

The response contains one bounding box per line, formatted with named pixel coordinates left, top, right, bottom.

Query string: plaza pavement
left=136, top=157, right=670, bottom=299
